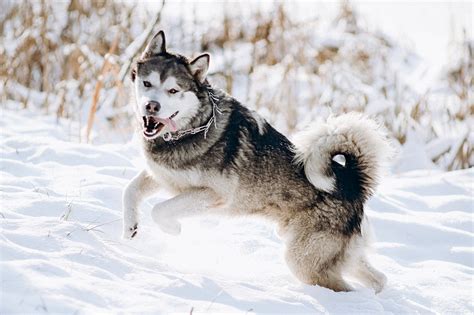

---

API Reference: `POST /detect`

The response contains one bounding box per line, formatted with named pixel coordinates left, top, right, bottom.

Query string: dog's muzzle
left=142, top=111, right=179, bottom=140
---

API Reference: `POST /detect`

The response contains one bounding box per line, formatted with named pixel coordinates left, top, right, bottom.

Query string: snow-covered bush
left=1, top=1, right=471, bottom=169
left=1, top=0, right=162, bottom=141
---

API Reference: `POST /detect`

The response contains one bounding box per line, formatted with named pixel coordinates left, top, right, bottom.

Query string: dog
left=122, top=30, right=390, bottom=293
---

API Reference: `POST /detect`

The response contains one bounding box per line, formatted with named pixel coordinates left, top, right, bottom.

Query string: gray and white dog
left=123, top=30, right=390, bottom=293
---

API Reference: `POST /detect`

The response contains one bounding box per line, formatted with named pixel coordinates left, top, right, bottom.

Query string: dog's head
left=131, top=30, right=210, bottom=140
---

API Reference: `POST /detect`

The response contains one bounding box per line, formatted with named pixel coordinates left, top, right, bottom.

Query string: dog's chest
left=145, top=158, right=210, bottom=191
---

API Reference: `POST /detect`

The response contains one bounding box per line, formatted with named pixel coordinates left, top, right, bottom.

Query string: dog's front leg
left=151, top=187, right=223, bottom=235
left=122, top=169, right=159, bottom=239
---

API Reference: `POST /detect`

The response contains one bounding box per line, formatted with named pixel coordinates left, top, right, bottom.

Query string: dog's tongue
left=154, top=117, right=177, bottom=132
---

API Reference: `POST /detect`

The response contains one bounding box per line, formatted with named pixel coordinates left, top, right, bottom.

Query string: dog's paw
left=373, top=273, right=387, bottom=294
left=151, top=207, right=182, bottom=236
left=123, top=223, right=138, bottom=239
left=157, top=219, right=181, bottom=236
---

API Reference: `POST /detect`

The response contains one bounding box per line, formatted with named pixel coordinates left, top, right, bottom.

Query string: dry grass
left=1, top=0, right=163, bottom=141
left=1, top=0, right=471, bottom=169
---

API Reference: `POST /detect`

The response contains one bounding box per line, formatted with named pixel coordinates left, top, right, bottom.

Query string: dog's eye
left=168, top=88, right=179, bottom=94
left=143, top=81, right=152, bottom=88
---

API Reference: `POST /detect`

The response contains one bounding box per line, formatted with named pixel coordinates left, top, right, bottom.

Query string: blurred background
left=0, top=0, right=472, bottom=171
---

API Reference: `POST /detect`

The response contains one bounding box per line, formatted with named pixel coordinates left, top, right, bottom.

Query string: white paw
left=152, top=208, right=181, bottom=236
left=373, top=273, right=387, bottom=294
left=122, top=222, right=138, bottom=239
left=158, top=219, right=181, bottom=236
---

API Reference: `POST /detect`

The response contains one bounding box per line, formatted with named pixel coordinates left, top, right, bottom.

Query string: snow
left=3, top=1, right=471, bottom=169
left=1, top=108, right=473, bottom=314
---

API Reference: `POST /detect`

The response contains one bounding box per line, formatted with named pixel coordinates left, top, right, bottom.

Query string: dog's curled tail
left=293, top=113, right=392, bottom=203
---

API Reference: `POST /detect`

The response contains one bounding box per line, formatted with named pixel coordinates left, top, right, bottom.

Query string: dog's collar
left=161, top=86, right=222, bottom=142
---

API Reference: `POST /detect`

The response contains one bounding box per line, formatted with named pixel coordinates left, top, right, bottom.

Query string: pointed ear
left=189, top=53, right=210, bottom=83
left=141, top=30, right=166, bottom=59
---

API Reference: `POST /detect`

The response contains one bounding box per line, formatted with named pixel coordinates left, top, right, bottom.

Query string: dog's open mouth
left=142, top=111, right=179, bottom=140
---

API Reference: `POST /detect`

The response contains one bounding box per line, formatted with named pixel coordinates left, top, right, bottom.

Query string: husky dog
left=123, top=30, right=390, bottom=293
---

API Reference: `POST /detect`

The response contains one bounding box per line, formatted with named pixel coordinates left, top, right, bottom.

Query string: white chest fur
left=144, top=157, right=237, bottom=197
left=145, top=159, right=202, bottom=190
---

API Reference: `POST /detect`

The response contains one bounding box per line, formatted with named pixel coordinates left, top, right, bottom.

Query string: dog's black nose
left=145, top=101, right=161, bottom=115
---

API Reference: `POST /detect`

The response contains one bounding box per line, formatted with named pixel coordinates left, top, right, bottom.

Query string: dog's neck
left=161, top=85, right=222, bottom=142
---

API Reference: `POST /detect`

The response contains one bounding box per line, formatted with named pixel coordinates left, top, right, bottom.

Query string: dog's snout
left=145, top=101, right=161, bottom=115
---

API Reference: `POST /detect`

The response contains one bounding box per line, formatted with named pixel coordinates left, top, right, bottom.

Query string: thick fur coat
left=123, top=31, right=390, bottom=293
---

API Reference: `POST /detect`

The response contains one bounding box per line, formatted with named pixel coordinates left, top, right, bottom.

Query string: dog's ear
left=141, top=30, right=166, bottom=59
left=189, top=53, right=210, bottom=83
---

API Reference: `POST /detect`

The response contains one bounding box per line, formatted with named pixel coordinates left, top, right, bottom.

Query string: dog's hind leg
left=344, top=217, right=387, bottom=293
left=123, top=170, right=160, bottom=239
left=151, top=187, right=222, bottom=235
left=283, top=220, right=352, bottom=292
left=351, top=254, right=387, bottom=293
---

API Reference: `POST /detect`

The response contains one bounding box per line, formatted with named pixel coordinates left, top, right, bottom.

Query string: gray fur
left=123, top=31, right=388, bottom=293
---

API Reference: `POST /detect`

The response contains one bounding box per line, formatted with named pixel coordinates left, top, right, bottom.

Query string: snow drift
left=1, top=109, right=472, bottom=313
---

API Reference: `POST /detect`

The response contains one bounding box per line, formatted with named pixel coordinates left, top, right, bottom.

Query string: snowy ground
left=1, top=108, right=473, bottom=314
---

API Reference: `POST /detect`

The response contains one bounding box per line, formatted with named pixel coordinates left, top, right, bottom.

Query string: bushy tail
left=293, top=113, right=392, bottom=203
